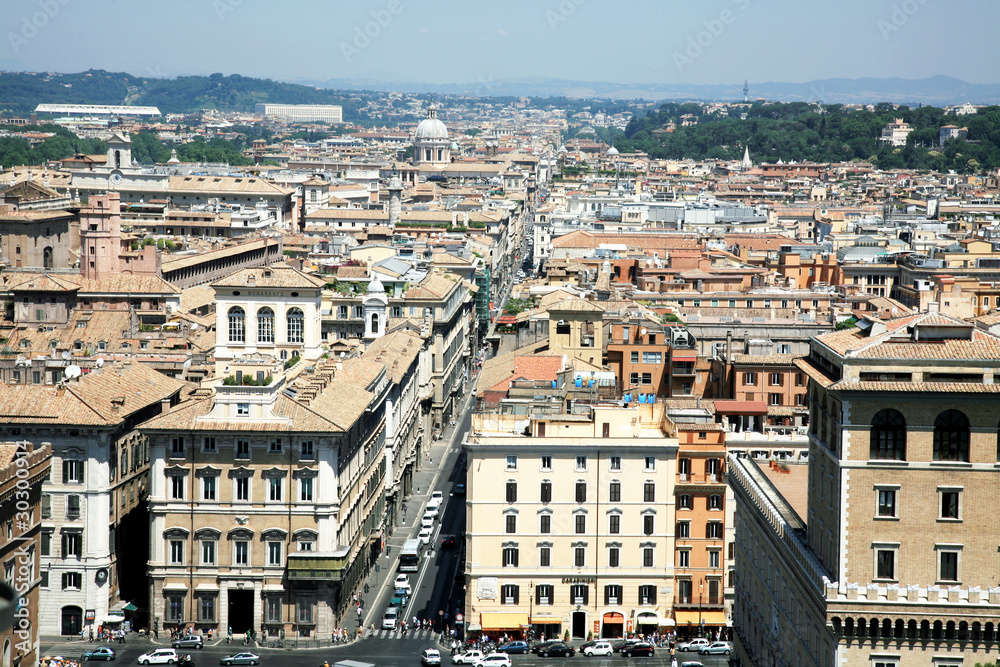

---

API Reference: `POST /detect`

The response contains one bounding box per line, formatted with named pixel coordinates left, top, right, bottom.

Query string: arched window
left=257, top=307, right=274, bottom=344
left=227, top=307, right=245, bottom=343
left=370, top=313, right=380, bottom=335
left=870, top=409, right=906, bottom=460
left=43, top=246, right=53, bottom=270
left=286, top=308, right=304, bottom=343
left=933, top=410, right=970, bottom=461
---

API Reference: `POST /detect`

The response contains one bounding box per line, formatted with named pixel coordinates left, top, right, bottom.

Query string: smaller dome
left=367, top=278, right=385, bottom=294
left=450, top=141, right=459, bottom=151
left=607, top=145, right=620, bottom=156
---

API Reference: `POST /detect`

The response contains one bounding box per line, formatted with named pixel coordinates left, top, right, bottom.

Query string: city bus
left=398, top=538, right=422, bottom=572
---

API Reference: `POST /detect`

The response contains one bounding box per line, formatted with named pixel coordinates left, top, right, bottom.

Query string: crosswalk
left=371, top=628, right=441, bottom=640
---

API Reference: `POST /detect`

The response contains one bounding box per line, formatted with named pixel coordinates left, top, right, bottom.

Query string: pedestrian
left=451, top=639, right=457, bottom=655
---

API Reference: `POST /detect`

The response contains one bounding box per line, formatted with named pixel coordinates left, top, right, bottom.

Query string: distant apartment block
left=255, top=104, right=343, bottom=124
left=879, top=118, right=913, bottom=147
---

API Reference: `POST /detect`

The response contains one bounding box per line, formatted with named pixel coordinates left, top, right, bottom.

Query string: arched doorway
left=62, top=605, right=83, bottom=635
left=601, top=612, right=623, bottom=638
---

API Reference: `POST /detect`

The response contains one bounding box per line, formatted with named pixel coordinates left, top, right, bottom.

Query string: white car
left=451, top=651, right=484, bottom=665
left=676, top=637, right=711, bottom=652
left=473, top=654, right=511, bottom=667
left=137, top=649, right=178, bottom=665
left=418, top=527, right=432, bottom=544
left=394, top=573, right=411, bottom=591
left=382, top=607, right=398, bottom=630
left=583, top=641, right=613, bottom=656
left=424, top=503, right=440, bottom=518
left=431, top=490, right=444, bottom=503
left=420, top=515, right=435, bottom=529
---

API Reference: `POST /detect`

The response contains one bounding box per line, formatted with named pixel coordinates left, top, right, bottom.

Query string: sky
left=2, top=0, right=998, bottom=86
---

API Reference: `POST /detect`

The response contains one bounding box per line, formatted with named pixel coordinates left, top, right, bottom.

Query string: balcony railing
left=676, top=473, right=725, bottom=484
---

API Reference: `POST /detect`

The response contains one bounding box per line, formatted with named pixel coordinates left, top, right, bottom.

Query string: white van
left=382, top=607, right=399, bottom=630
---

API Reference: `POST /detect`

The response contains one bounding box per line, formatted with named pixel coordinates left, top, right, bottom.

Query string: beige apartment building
left=464, top=404, right=678, bottom=641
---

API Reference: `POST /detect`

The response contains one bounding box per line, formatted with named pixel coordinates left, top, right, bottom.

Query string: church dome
left=607, top=145, right=620, bottom=156
left=415, top=107, right=448, bottom=141
left=367, top=278, right=385, bottom=294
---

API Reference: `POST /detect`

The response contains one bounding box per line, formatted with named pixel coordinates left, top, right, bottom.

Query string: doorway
left=571, top=611, right=586, bottom=639
left=61, top=606, right=82, bottom=635
left=228, top=589, right=254, bottom=634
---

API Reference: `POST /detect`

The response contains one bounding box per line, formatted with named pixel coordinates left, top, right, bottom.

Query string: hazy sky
left=2, top=0, right=997, bottom=85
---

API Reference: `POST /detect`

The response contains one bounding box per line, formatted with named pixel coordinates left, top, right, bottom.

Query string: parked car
left=421, top=649, right=441, bottom=666
left=538, top=642, right=575, bottom=657
left=172, top=636, right=204, bottom=650
left=431, top=491, right=444, bottom=502
left=451, top=650, right=484, bottom=665
left=440, top=535, right=456, bottom=549
left=137, top=649, right=178, bottom=665
left=581, top=640, right=613, bottom=657
left=82, top=647, right=116, bottom=661
left=394, top=574, right=411, bottom=591
left=382, top=607, right=399, bottom=630
left=530, top=641, right=558, bottom=655
left=681, top=662, right=708, bottom=667
left=497, top=641, right=528, bottom=654
left=418, top=527, right=432, bottom=544
left=472, top=654, right=511, bottom=667
left=219, top=654, right=259, bottom=666
left=622, top=642, right=654, bottom=657
left=676, top=638, right=711, bottom=652
left=612, top=639, right=642, bottom=653
left=698, top=641, right=732, bottom=656
left=420, top=515, right=435, bottom=529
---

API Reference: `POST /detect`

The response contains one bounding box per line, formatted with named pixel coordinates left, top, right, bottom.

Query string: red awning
left=603, top=612, right=624, bottom=623
left=672, top=354, right=697, bottom=362
left=713, top=400, right=768, bottom=415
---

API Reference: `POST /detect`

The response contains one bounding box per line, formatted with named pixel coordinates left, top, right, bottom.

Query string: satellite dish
left=95, top=358, right=105, bottom=367
left=340, top=352, right=346, bottom=359
left=65, top=365, right=82, bottom=379
left=62, top=351, right=70, bottom=360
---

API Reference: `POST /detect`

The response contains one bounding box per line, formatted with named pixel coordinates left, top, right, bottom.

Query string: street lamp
left=698, top=580, right=704, bottom=637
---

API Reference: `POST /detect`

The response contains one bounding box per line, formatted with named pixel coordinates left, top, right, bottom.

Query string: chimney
left=161, top=397, right=172, bottom=413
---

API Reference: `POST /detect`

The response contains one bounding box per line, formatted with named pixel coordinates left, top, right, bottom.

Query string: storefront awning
left=530, top=616, right=562, bottom=624
left=480, top=612, right=528, bottom=631
left=635, top=613, right=661, bottom=626
left=602, top=612, right=624, bottom=623
left=674, top=611, right=728, bottom=625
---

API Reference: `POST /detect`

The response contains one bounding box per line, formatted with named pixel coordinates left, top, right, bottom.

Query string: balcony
left=673, top=596, right=724, bottom=609
left=286, top=548, right=349, bottom=582
left=676, top=473, right=725, bottom=485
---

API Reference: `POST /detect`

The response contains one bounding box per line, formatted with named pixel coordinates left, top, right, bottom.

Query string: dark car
left=531, top=640, right=559, bottom=655
left=622, top=643, right=654, bottom=658
left=538, top=642, right=575, bottom=657
left=613, top=639, right=642, bottom=654
left=82, top=647, right=117, bottom=661
left=454, top=483, right=466, bottom=495
left=497, top=641, right=528, bottom=655
left=441, top=535, right=455, bottom=549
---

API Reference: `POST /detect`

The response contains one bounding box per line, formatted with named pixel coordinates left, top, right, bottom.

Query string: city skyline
left=2, top=0, right=998, bottom=89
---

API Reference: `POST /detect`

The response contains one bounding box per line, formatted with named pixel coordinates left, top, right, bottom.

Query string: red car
left=622, top=642, right=655, bottom=657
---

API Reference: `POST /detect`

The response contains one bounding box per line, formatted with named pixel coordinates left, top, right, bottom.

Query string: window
left=502, top=547, right=519, bottom=567
left=874, top=546, right=897, bottom=581
left=41, top=532, right=51, bottom=556
left=237, top=403, right=250, bottom=417
left=570, top=584, right=588, bottom=605
left=266, top=596, right=282, bottom=623
left=877, top=488, right=897, bottom=518
left=707, top=522, right=723, bottom=538
left=501, top=584, right=519, bottom=605
left=938, top=548, right=960, bottom=582
left=939, top=489, right=961, bottom=520
left=539, top=546, right=551, bottom=567
left=604, top=584, right=622, bottom=605
left=641, top=372, right=652, bottom=384
left=268, top=477, right=283, bottom=502
left=638, top=584, right=656, bottom=605
left=744, top=372, right=757, bottom=386
left=236, top=440, right=250, bottom=459
left=642, top=547, right=654, bottom=567
left=338, top=305, right=348, bottom=319
left=770, top=372, right=783, bottom=386
left=505, top=515, right=517, bottom=534
left=769, top=393, right=782, bottom=406
left=643, top=352, right=662, bottom=364
left=539, top=515, right=551, bottom=534
left=202, top=476, right=216, bottom=501
left=234, top=541, right=249, bottom=566
left=539, top=481, right=552, bottom=503
left=575, top=482, right=587, bottom=503
left=644, top=456, right=655, bottom=471
left=203, top=437, right=216, bottom=453
left=871, top=409, right=906, bottom=460
left=608, top=547, right=620, bottom=568
left=391, top=305, right=402, bottom=318
left=169, top=539, right=184, bottom=565
left=297, top=597, right=313, bottom=625
left=708, top=550, right=721, bottom=568
left=199, top=596, right=216, bottom=623
left=170, top=437, right=185, bottom=457
left=709, top=494, right=722, bottom=510
left=269, top=438, right=283, bottom=454
left=609, top=481, right=621, bottom=502
left=63, top=459, right=84, bottom=484
left=257, top=307, right=275, bottom=343
left=679, top=494, right=692, bottom=510
left=643, top=514, right=654, bottom=536
left=574, top=547, right=586, bottom=567
left=678, top=550, right=690, bottom=567
left=66, top=494, right=81, bottom=520
left=631, top=351, right=639, bottom=363
left=575, top=515, right=586, bottom=534
left=575, top=455, right=587, bottom=470
left=629, top=372, right=639, bottom=387
left=609, top=456, right=621, bottom=471
left=505, top=481, right=517, bottom=503
left=62, top=572, right=82, bottom=590
left=354, top=305, right=363, bottom=319
left=506, top=455, right=518, bottom=470
left=286, top=308, right=304, bottom=343
left=643, top=482, right=655, bottom=502
left=267, top=541, right=282, bottom=566
left=228, top=307, right=245, bottom=343
left=170, top=475, right=184, bottom=500
left=201, top=540, right=216, bottom=565
left=678, top=458, right=691, bottom=475
left=300, top=441, right=314, bottom=459
left=62, top=532, right=81, bottom=558
left=300, top=477, right=314, bottom=502
left=933, top=410, right=970, bottom=461
left=536, top=583, right=553, bottom=604
left=540, top=455, right=552, bottom=470
left=609, top=515, right=620, bottom=534
left=235, top=477, right=250, bottom=502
